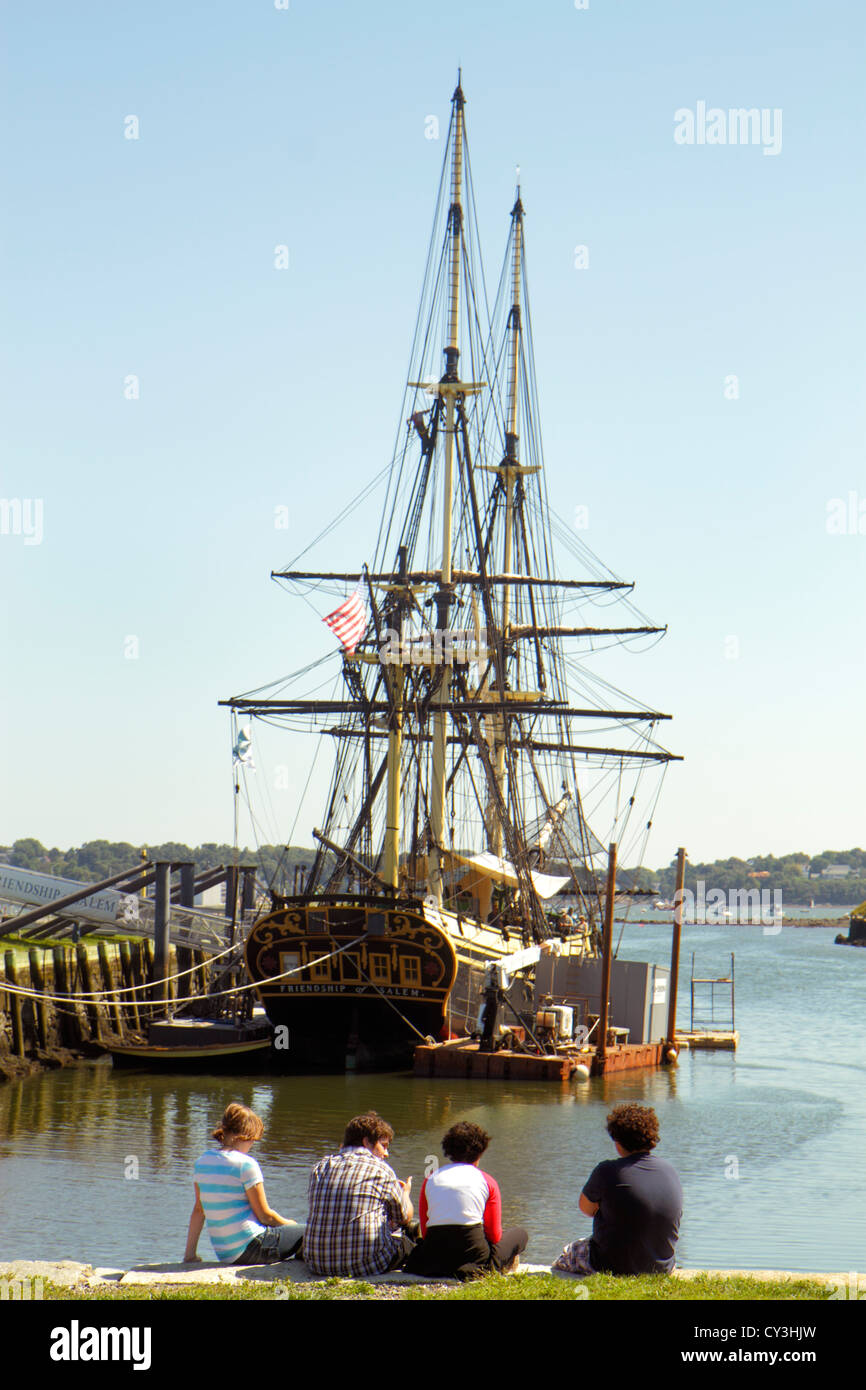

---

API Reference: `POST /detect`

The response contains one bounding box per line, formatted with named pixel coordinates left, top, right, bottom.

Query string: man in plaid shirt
left=303, top=1112, right=416, bottom=1276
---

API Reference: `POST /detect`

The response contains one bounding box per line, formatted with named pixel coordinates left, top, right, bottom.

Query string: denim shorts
left=234, top=1222, right=305, bottom=1265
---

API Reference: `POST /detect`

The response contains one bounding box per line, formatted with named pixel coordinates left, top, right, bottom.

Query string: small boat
left=108, top=1012, right=273, bottom=1070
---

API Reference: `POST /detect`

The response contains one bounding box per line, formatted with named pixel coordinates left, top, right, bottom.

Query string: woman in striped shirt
left=184, top=1103, right=304, bottom=1265
left=404, top=1121, right=528, bottom=1280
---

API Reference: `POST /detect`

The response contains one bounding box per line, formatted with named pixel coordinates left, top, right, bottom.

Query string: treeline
left=0, top=839, right=315, bottom=893
left=2, top=839, right=865, bottom=906
left=650, top=849, right=866, bottom=906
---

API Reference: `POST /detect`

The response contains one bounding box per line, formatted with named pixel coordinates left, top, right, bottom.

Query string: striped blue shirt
left=193, top=1148, right=266, bottom=1262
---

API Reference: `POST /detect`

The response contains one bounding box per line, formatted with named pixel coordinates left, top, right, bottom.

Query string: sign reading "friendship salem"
left=0, top=864, right=135, bottom=925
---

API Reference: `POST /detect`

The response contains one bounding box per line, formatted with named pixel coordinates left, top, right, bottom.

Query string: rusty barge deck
left=414, top=1036, right=668, bottom=1080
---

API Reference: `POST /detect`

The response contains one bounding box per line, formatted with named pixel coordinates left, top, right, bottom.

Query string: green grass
left=35, top=1273, right=831, bottom=1302
left=404, top=1273, right=830, bottom=1301
left=40, top=1277, right=380, bottom=1302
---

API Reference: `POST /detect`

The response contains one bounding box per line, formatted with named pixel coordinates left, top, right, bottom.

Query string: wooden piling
left=97, top=941, right=123, bottom=1036
left=666, top=847, right=687, bottom=1051
left=119, top=942, right=141, bottom=1031
left=131, top=941, right=148, bottom=1021
left=194, top=949, right=207, bottom=996
left=4, top=951, right=25, bottom=1058
left=52, top=945, right=79, bottom=1047
left=597, top=842, right=617, bottom=1062
left=28, top=949, right=48, bottom=1049
left=175, top=945, right=193, bottom=1009
left=76, top=944, right=101, bottom=1042
left=152, top=861, right=170, bottom=1012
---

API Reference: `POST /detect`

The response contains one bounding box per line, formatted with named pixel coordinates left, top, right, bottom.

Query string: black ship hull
left=243, top=894, right=518, bottom=1071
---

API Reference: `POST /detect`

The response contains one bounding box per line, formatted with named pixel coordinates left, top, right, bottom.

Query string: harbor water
left=0, top=922, right=862, bottom=1273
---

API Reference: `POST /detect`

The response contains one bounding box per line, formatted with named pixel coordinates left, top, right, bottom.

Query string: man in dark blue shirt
left=553, top=1103, right=682, bottom=1276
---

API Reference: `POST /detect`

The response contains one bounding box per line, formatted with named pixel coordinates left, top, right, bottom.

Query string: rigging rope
left=0, top=935, right=369, bottom=1009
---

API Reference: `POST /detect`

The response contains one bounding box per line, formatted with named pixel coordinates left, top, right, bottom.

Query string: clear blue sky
left=1, top=0, right=863, bottom=866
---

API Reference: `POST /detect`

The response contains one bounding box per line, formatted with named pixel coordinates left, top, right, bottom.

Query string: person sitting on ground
left=553, top=1102, right=682, bottom=1277
left=184, top=1103, right=305, bottom=1266
left=403, top=1121, right=528, bottom=1280
left=303, top=1111, right=415, bottom=1277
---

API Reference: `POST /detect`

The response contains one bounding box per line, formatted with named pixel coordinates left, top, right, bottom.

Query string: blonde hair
left=212, top=1103, right=264, bottom=1146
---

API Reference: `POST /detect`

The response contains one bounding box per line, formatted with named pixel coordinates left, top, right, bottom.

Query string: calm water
left=0, top=923, right=862, bottom=1272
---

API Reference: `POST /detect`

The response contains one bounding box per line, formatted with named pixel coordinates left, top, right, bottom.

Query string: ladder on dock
left=677, top=952, right=738, bottom=1050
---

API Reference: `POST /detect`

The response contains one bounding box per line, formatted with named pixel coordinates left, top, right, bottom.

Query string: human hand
left=402, top=1176, right=412, bottom=1193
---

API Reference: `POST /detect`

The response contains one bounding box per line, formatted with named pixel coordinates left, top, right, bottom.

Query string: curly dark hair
left=343, top=1111, right=395, bottom=1147
left=605, top=1103, right=660, bottom=1153
left=441, top=1121, right=491, bottom=1165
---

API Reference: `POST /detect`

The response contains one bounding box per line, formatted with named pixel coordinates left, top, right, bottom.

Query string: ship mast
left=220, top=81, right=681, bottom=919
left=501, top=184, right=523, bottom=639
left=481, top=187, right=541, bottom=874
left=427, top=75, right=485, bottom=908
left=382, top=547, right=408, bottom=889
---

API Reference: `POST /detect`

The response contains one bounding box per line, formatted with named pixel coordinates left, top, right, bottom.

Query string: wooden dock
left=414, top=1037, right=666, bottom=1080
left=677, top=1030, right=739, bottom=1050
left=0, top=939, right=220, bottom=1080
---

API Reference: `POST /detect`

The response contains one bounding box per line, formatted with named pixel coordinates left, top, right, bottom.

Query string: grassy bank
left=36, top=1273, right=831, bottom=1302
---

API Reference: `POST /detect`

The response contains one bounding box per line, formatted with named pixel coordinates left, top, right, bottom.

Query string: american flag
left=322, top=590, right=367, bottom=654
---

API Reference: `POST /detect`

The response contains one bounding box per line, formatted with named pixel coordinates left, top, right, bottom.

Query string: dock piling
left=596, top=842, right=617, bottom=1061
left=28, top=949, right=48, bottom=1049
left=97, top=940, right=123, bottom=1036
left=666, top=846, right=686, bottom=1055
left=4, top=951, right=25, bottom=1058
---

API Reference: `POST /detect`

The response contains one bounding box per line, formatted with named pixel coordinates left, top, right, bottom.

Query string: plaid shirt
left=303, top=1146, right=411, bottom=1276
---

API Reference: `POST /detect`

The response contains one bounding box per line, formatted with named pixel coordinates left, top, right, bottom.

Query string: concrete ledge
left=114, top=1259, right=558, bottom=1287
left=0, top=1258, right=551, bottom=1289
left=0, top=1259, right=843, bottom=1292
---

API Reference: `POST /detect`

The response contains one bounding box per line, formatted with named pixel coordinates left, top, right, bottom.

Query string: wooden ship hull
left=245, top=895, right=536, bottom=1070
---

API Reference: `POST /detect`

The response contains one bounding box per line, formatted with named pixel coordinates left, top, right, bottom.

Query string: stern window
left=308, top=953, right=332, bottom=981
left=369, top=953, right=391, bottom=984
left=399, top=956, right=421, bottom=987
left=279, top=951, right=301, bottom=977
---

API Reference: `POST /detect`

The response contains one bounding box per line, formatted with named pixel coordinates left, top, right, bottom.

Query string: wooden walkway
left=676, top=1030, right=739, bottom=1050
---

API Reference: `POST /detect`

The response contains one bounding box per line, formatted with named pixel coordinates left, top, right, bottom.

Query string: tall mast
left=501, top=184, right=523, bottom=638
left=220, top=84, right=678, bottom=928
left=428, top=76, right=466, bottom=908
left=483, top=186, right=540, bottom=866
left=382, top=546, right=408, bottom=890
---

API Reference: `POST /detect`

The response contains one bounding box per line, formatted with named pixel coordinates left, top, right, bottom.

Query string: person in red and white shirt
left=404, top=1122, right=527, bottom=1279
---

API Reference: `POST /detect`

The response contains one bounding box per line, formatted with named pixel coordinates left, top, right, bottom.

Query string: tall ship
left=221, top=79, right=679, bottom=1070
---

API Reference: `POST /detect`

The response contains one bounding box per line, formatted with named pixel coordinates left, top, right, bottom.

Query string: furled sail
left=451, top=850, right=570, bottom=901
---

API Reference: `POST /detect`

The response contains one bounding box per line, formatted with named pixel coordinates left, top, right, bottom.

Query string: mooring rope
left=0, top=936, right=368, bottom=1009
left=0, top=937, right=240, bottom=1001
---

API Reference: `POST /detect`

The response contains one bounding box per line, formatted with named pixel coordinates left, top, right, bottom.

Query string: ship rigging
left=220, top=78, right=680, bottom=1069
